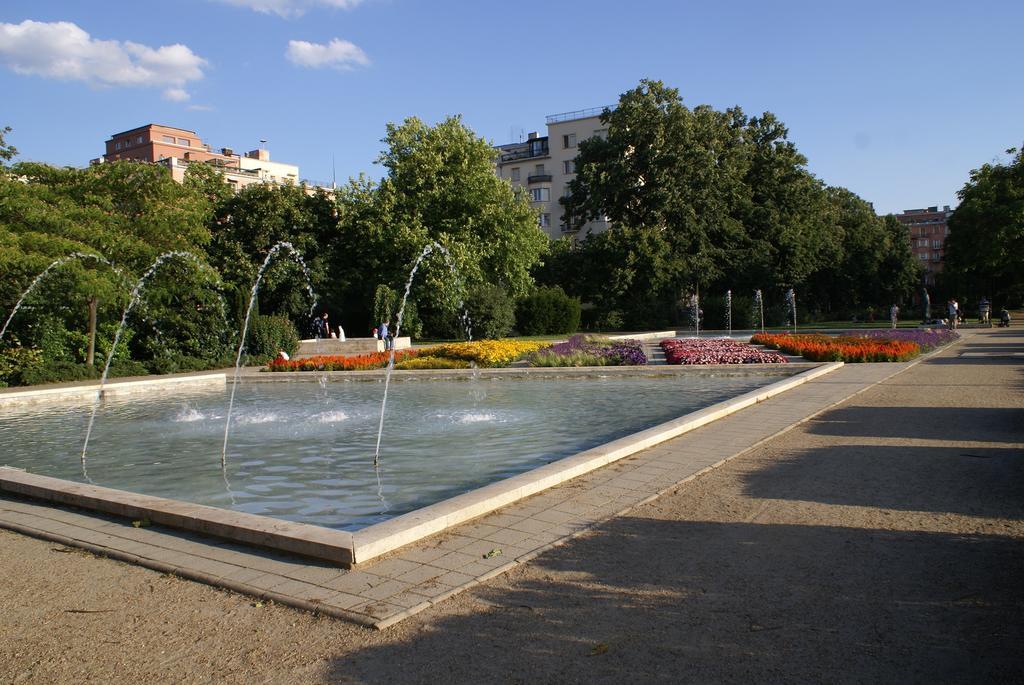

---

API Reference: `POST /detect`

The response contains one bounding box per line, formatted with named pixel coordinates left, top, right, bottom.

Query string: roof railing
left=545, top=106, right=614, bottom=125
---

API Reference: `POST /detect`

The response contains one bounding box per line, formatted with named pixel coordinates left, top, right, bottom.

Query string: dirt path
left=2, top=330, right=1022, bottom=684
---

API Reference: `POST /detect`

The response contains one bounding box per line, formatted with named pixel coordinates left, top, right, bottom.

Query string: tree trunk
left=86, top=296, right=98, bottom=367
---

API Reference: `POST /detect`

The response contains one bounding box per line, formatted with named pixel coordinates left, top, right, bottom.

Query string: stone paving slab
left=0, top=340, right=958, bottom=629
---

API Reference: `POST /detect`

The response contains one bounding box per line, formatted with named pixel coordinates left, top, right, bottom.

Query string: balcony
left=527, top=173, right=552, bottom=184
left=499, top=143, right=549, bottom=163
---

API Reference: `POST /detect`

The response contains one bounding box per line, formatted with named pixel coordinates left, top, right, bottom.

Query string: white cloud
left=163, top=87, right=190, bottom=102
left=0, top=20, right=207, bottom=99
left=286, top=38, right=369, bottom=70
left=215, top=0, right=363, bottom=18
left=187, top=104, right=215, bottom=112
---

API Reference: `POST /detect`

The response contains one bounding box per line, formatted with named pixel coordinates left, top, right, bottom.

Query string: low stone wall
left=294, top=336, right=411, bottom=359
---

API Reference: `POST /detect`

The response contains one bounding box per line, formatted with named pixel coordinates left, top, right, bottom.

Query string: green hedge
left=515, top=286, right=581, bottom=335
left=245, top=314, right=299, bottom=362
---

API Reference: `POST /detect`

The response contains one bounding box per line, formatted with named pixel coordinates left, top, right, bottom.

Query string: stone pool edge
left=0, top=371, right=226, bottom=407
left=0, top=361, right=842, bottom=568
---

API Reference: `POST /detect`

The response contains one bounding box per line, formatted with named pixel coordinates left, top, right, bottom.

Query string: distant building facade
left=495, top=107, right=611, bottom=240
left=895, top=205, right=953, bottom=285
left=92, top=124, right=300, bottom=191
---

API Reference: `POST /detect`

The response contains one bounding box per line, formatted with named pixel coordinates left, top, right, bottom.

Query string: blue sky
left=1, top=0, right=1021, bottom=214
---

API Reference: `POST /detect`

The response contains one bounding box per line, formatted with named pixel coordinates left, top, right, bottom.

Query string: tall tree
left=206, top=182, right=336, bottom=329
left=566, top=80, right=747, bottom=295
left=335, top=116, right=548, bottom=335
left=944, top=146, right=1024, bottom=305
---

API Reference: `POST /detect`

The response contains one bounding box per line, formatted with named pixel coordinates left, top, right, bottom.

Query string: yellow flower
left=422, top=339, right=549, bottom=367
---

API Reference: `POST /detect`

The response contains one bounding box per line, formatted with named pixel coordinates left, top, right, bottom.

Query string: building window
left=137, top=136, right=143, bottom=144
left=563, top=133, right=576, bottom=148
left=932, top=252, right=941, bottom=261
left=115, top=141, right=122, bottom=150
left=162, top=135, right=175, bottom=143
left=529, top=188, right=550, bottom=203
left=179, top=138, right=190, bottom=146
left=918, top=253, right=928, bottom=261
left=931, top=240, right=942, bottom=248
left=511, top=167, right=520, bottom=182
left=539, top=213, right=551, bottom=228
left=563, top=160, right=575, bottom=174
left=534, top=163, right=545, bottom=175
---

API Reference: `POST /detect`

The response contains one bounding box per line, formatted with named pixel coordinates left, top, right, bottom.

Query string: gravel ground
left=2, top=329, right=1022, bottom=684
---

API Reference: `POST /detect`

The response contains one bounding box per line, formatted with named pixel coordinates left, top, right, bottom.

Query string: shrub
left=107, top=360, right=151, bottom=378
left=516, top=286, right=581, bottom=335
left=465, top=284, right=515, bottom=340
left=17, top=361, right=98, bottom=386
left=246, top=314, right=299, bottom=362
left=0, top=345, right=44, bottom=386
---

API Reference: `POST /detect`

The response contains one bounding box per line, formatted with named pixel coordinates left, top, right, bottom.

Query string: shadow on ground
left=803, top=406, right=1024, bottom=443
left=326, top=517, right=1024, bottom=684
left=740, top=444, right=1024, bottom=518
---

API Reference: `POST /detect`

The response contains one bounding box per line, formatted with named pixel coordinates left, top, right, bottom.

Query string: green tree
left=566, top=80, right=748, bottom=297
left=0, top=126, right=17, bottom=165
left=0, top=161, right=215, bottom=365
left=731, top=113, right=836, bottom=293
left=944, top=146, right=1024, bottom=306
left=335, top=116, right=548, bottom=336
left=206, top=183, right=336, bottom=332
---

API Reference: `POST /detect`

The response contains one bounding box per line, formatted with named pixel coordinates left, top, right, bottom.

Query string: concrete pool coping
left=0, top=361, right=838, bottom=567
left=0, top=370, right=226, bottom=407
left=0, top=335, right=966, bottom=628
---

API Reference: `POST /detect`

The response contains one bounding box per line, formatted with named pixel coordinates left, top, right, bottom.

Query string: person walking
left=979, top=297, right=991, bottom=327
left=378, top=320, right=390, bottom=350
left=890, top=304, right=900, bottom=329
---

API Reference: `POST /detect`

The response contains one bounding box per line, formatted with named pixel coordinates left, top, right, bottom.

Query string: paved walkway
left=0, top=341, right=947, bottom=629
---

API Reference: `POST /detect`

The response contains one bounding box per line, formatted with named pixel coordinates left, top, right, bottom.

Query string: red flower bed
left=750, top=333, right=919, bottom=362
left=266, top=349, right=419, bottom=372
left=660, top=338, right=788, bottom=365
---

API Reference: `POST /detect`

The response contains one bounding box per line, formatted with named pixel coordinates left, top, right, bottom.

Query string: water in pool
left=0, top=372, right=790, bottom=530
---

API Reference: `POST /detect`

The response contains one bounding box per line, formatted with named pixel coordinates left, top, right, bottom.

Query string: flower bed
left=751, top=333, right=919, bottom=362
left=266, top=350, right=418, bottom=372
left=857, top=328, right=959, bottom=351
left=660, top=338, right=788, bottom=365
left=420, top=339, right=551, bottom=368
left=528, top=335, right=647, bottom=367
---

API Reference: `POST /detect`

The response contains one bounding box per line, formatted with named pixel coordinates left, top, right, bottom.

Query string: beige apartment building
left=92, top=124, right=300, bottom=192
left=495, top=107, right=612, bottom=240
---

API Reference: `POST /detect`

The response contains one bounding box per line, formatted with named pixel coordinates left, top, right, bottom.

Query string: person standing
left=890, top=304, right=900, bottom=329
left=948, top=298, right=959, bottom=330
left=979, top=297, right=991, bottom=326
left=378, top=320, right=390, bottom=350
